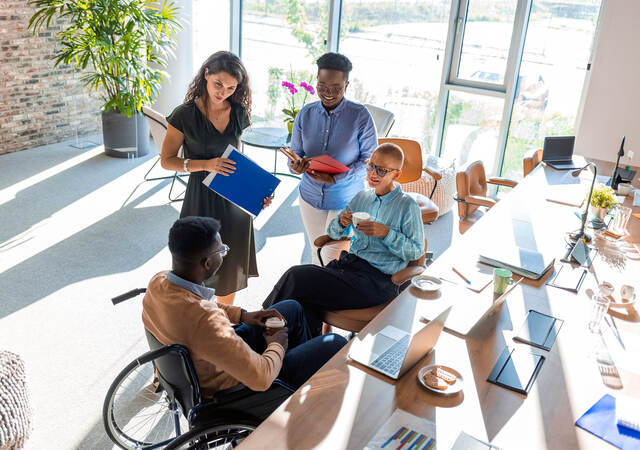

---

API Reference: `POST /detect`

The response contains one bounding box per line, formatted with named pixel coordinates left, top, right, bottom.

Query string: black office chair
left=103, top=328, right=294, bottom=449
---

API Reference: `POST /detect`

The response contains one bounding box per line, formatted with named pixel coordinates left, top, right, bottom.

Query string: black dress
left=167, top=100, right=258, bottom=295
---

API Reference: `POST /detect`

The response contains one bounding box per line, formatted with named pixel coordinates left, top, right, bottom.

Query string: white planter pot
left=590, top=206, right=607, bottom=222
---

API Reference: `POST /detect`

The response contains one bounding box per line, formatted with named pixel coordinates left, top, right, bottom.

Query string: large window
left=338, top=0, right=451, bottom=152
left=500, top=0, right=602, bottom=180
left=241, top=0, right=329, bottom=123
left=456, top=0, right=518, bottom=84
left=438, top=0, right=602, bottom=178
left=441, top=91, right=504, bottom=174
left=223, top=0, right=603, bottom=177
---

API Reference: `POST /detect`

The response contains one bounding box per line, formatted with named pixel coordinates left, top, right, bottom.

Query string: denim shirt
left=327, top=185, right=424, bottom=275
left=290, top=98, right=377, bottom=210
left=166, top=271, right=215, bottom=300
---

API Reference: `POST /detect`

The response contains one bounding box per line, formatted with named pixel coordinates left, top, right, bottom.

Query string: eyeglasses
left=316, top=84, right=344, bottom=96
left=365, top=160, right=400, bottom=178
left=208, top=244, right=230, bottom=258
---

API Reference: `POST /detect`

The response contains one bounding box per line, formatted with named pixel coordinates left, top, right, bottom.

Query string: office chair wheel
left=164, top=419, right=257, bottom=449
left=103, top=357, right=188, bottom=449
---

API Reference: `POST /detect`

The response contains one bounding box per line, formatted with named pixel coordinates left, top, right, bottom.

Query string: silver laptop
left=542, top=136, right=578, bottom=170
left=348, top=306, right=452, bottom=379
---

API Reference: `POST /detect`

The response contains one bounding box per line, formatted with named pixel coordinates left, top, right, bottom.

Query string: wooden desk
left=239, top=163, right=640, bottom=450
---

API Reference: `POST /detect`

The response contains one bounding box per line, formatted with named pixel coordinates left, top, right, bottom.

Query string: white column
left=153, top=0, right=194, bottom=116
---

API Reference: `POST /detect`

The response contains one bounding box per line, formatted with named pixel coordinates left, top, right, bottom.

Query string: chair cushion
left=401, top=155, right=456, bottom=216
left=406, top=192, right=439, bottom=224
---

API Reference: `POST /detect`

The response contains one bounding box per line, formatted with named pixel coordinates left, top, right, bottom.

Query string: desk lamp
left=569, top=162, right=597, bottom=243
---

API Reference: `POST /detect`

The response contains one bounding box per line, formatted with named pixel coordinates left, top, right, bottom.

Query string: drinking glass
left=611, top=206, right=632, bottom=235
left=588, top=294, right=610, bottom=333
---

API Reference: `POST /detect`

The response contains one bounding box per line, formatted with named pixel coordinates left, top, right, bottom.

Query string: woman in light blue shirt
left=289, top=53, right=378, bottom=265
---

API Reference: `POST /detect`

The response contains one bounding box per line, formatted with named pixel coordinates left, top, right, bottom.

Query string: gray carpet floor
left=0, top=135, right=458, bottom=449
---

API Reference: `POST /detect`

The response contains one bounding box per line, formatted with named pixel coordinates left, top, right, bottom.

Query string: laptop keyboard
left=370, top=335, right=410, bottom=375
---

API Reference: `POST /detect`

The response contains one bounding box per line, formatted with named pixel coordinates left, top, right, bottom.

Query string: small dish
left=411, top=275, right=442, bottom=292
left=608, top=293, right=636, bottom=309
left=418, top=364, right=463, bottom=395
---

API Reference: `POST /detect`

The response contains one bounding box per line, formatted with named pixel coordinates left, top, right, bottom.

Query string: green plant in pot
left=28, top=0, right=181, bottom=158
left=589, top=184, right=618, bottom=222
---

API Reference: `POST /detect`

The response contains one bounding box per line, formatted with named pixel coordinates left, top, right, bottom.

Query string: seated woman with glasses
left=263, top=143, right=424, bottom=336
left=287, top=52, right=378, bottom=266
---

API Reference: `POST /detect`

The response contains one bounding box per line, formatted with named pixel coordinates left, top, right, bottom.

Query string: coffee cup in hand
left=352, top=212, right=370, bottom=228
left=265, top=317, right=285, bottom=335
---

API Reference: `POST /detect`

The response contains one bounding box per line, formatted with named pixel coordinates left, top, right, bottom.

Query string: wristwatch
left=183, top=158, right=190, bottom=173
left=240, top=308, right=247, bottom=323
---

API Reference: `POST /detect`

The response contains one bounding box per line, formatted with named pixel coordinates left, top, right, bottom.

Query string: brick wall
left=0, top=1, right=102, bottom=155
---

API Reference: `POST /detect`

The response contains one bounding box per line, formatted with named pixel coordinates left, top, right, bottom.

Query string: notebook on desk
left=478, top=245, right=554, bottom=280
left=513, top=310, right=563, bottom=351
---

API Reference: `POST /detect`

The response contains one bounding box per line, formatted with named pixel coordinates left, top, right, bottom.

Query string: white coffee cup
left=352, top=211, right=370, bottom=227
left=265, top=317, right=285, bottom=329
left=617, top=183, right=633, bottom=196
left=621, top=284, right=635, bottom=301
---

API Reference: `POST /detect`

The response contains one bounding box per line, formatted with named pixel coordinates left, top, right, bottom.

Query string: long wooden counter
left=239, top=161, right=640, bottom=450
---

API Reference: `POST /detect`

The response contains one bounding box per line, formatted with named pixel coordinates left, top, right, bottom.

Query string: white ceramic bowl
left=411, top=275, right=442, bottom=292
left=418, top=364, right=464, bottom=395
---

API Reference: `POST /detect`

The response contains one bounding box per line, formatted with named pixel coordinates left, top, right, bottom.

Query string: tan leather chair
left=455, top=160, right=517, bottom=224
left=378, top=138, right=441, bottom=224
left=523, top=148, right=543, bottom=177
left=313, top=237, right=429, bottom=333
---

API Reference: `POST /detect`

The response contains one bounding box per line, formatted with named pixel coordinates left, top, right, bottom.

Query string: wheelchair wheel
left=103, top=356, right=188, bottom=449
left=164, top=419, right=257, bottom=449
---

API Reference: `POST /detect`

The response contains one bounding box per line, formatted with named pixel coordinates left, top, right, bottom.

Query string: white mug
left=621, top=284, right=635, bottom=301
left=617, top=183, right=633, bottom=196
left=352, top=211, right=370, bottom=227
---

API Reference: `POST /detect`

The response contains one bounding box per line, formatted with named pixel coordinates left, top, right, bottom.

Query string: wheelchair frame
left=103, top=288, right=294, bottom=449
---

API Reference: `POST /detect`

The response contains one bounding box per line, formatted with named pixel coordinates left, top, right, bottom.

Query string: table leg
left=274, top=148, right=278, bottom=175
left=272, top=149, right=301, bottom=179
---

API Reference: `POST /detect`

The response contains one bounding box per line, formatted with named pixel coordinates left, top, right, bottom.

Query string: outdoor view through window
left=236, top=0, right=602, bottom=177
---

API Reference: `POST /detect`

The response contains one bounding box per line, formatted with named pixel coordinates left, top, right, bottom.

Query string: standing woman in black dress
left=161, top=51, right=269, bottom=304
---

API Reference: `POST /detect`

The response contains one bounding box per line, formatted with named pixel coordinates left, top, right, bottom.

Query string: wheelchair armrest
left=423, top=166, right=442, bottom=181
left=465, top=195, right=497, bottom=208
left=188, top=379, right=294, bottom=426
left=314, top=234, right=348, bottom=248
left=487, top=176, right=517, bottom=188
left=391, top=265, right=426, bottom=286
left=272, top=378, right=296, bottom=393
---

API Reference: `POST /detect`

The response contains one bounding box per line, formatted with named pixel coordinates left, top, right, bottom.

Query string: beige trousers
left=298, top=195, right=350, bottom=266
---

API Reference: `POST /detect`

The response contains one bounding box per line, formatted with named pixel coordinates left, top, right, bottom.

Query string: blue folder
left=202, top=145, right=280, bottom=217
left=575, top=394, right=640, bottom=450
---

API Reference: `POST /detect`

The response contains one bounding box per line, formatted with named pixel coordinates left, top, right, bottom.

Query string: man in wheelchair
left=263, top=143, right=425, bottom=336
left=142, top=216, right=346, bottom=419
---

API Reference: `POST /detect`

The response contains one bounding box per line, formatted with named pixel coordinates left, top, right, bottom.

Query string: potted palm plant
left=28, top=0, right=181, bottom=158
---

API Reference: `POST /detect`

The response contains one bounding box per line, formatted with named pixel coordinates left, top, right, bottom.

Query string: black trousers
left=263, top=251, right=398, bottom=336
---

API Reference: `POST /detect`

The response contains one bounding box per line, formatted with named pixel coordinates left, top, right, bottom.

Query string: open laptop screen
left=542, top=136, right=575, bottom=162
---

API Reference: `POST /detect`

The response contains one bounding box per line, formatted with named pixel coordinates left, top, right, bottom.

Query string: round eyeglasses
left=365, top=160, right=400, bottom=178
left=316, top=85, right=344, bottom=96
left=209, top=244, right=230, bottom=258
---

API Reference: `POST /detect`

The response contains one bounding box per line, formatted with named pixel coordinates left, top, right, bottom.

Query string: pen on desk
left=452, top=267, right=471, bottom=285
